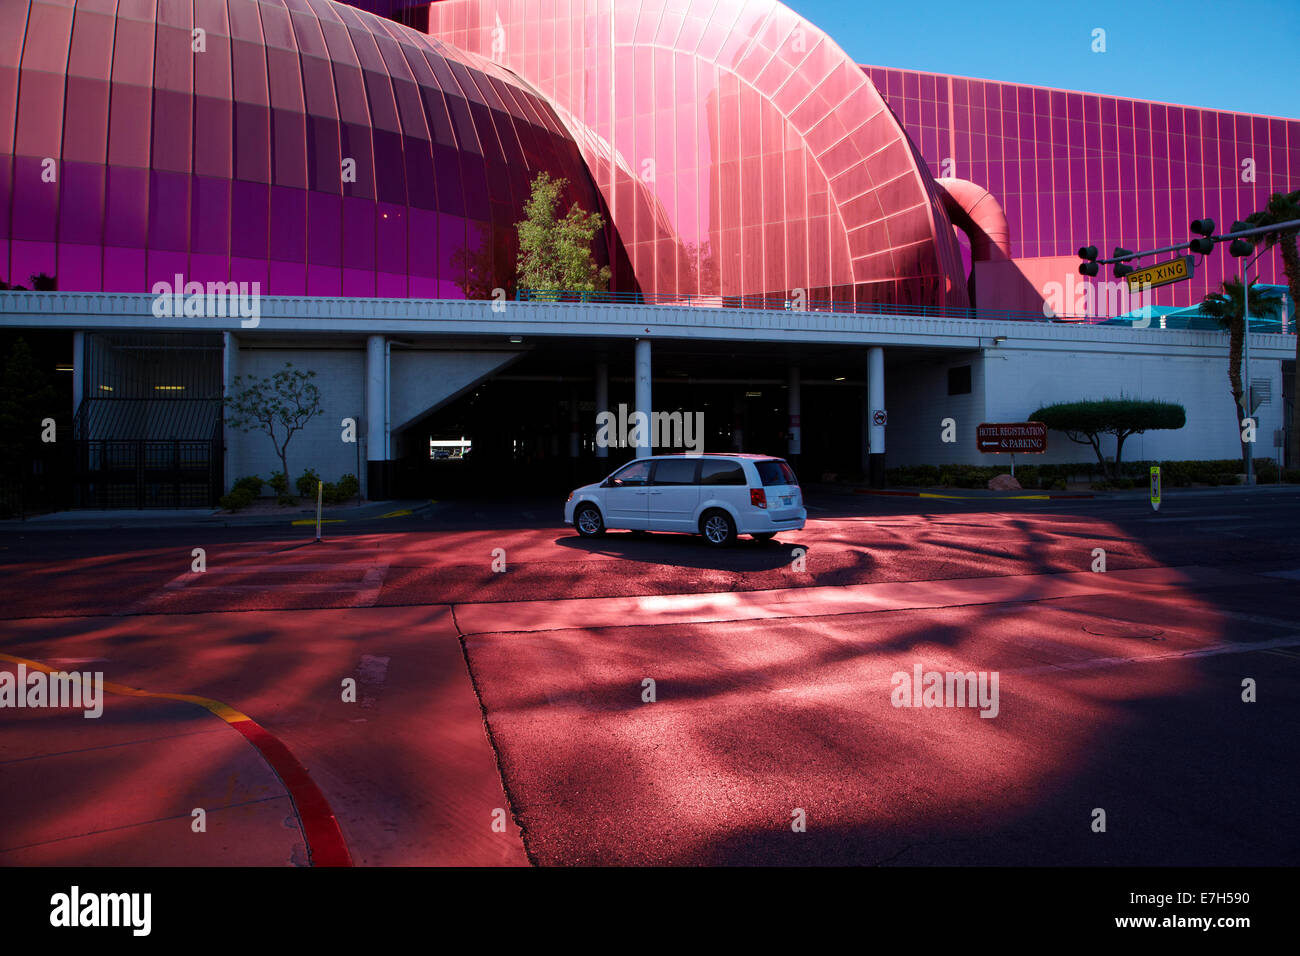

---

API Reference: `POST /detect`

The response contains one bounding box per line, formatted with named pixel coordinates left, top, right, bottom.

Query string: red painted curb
left=232, top=720, right=353, bottom=867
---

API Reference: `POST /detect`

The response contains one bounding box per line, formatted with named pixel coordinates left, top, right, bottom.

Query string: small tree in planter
left=224, top=363, right=322, bottom=501
left=1030, top=397, right=1186, bottom=480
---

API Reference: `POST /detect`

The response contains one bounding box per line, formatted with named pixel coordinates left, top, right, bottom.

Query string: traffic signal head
left=1113, top=262, right=1135, bottom=278
left=1077, top=244, right=1100, bottom=276
left=1228, top=222, right=1255, bottom=258
left=1112, top=247, right=1133, bottom=260
left=1188, top=218, right=1217, bottom=254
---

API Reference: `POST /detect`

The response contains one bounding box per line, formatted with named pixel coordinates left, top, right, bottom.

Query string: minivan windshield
left=755, top=460, right=797, bottom=486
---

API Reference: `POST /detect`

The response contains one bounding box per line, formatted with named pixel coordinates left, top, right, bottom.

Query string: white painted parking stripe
left=1011, top=633, right=1300, bottom=675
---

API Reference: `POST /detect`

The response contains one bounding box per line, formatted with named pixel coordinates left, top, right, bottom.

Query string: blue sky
left=784, top=0, right=1300, bottom=119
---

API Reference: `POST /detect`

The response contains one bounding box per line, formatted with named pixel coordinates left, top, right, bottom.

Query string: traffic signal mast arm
left=1078, top=217, right=1300, bottom=277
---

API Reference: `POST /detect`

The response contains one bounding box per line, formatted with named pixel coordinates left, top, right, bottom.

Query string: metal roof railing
left=515, top=288, right=1294, bottom=333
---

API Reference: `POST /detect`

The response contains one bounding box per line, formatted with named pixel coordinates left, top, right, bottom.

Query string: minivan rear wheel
left=575, top=504, right=605, bottom=537
left=700, top=509, right=736, bottom=547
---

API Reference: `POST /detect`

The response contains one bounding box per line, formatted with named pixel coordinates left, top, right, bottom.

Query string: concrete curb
left=0, top=499, right=434, bottom=531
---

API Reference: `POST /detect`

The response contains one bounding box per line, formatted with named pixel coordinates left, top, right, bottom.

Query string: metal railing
left=515, top=288, right=1293, bottom=332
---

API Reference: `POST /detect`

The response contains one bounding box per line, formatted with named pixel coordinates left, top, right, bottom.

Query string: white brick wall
left=226, top=347, right=365, bottom=491
left=887, top=347, right=1285, bottom=466
left=885, top=355, right=987, bottom=465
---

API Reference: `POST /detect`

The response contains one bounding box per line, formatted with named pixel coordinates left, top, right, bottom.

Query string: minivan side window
left=699, top=460, right=746, bottom=485
left=651, top=459, right=699, bottom=485
left=608, top=460, right=652, bottom=485
left=755, top=460, right=798, bottom=486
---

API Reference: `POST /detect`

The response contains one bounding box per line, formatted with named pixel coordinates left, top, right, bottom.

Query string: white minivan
left=564, top=453, right=805, bottom=546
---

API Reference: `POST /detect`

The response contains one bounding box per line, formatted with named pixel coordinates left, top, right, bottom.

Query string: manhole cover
left=1082, top=621, right=1164, bottom=638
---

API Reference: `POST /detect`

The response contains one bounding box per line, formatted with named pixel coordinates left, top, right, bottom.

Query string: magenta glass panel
left=0, top=0, right=612, bottom=297
left=854, top=62, right=1300, bottom=305
left=11, top=0, right=1296, bottom=310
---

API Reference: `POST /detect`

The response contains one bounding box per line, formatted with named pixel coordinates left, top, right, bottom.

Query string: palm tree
left=1244, top=189, right=1300, bottom=465
left=1200, top=278, right=1267, bottom=472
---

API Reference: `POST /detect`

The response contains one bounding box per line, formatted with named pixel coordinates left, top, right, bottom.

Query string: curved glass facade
left=426, top=0, right=970, bottom=308
left=0, top=0, right=615, bottom=297
left=5, top=0, right=1294, bottom=313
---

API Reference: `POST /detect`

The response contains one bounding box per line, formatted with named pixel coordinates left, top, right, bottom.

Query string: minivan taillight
left=750, top=487, right=767, bottom=509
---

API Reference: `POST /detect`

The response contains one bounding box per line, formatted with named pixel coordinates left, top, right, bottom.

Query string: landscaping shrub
left=336, top=473, right=360, bottom=500
left=267, top=470, right=295, bottom=505
left=296, top=468, right=321, bottom=498
left=219, top=487, right=256, bottom=512
left=231, top=474, right=264, bottom=496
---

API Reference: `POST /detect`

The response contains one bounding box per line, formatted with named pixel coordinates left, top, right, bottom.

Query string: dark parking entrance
left=391, top=340, right=868, bottom=500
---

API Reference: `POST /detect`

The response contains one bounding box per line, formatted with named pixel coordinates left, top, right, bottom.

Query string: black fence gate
left=73, top=438, right=222, bottom=509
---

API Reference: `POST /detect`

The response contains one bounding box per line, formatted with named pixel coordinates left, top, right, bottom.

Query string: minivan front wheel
left=700, top=509, right=736, bottom=547
left=575, top=504, right=605, bottom=537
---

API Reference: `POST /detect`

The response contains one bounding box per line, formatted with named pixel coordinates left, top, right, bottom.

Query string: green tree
left=223, top=363, right=321, bottom=488
left=1242, top=189, right=1300, bottom=465
left=1199, top=278, right=1268, bottom=471
left=516, top=171, right=611, bottom=294
left=1030, top=397, right=1186, bottom=479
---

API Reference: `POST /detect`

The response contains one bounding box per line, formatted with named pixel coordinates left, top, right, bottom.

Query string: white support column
left=867, top=346, right=885, bottom=486
left=634, top=338, right=652, bottom=458
left=221, top=332, right=235, bottom=491
left=595, top=359, right=609, bottom=459
left=788, top=365, right=801, bottom=457
left=366, top=334, right=389, bottom=499
left=72, top=330, right=85, bottom=422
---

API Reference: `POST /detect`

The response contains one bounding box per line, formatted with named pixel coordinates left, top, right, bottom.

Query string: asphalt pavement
left=2, top=486, right=1298, bottom=865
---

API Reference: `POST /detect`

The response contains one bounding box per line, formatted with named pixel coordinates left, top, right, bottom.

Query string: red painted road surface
left=3, top=503, right=1299, bottom=865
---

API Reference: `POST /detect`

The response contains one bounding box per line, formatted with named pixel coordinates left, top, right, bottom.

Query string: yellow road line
left=0, top=651, right=251, bottom=724
left=917, top=492, right=1050, bottom=500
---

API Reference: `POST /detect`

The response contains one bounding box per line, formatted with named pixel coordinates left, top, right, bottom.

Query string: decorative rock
left=988, top=473, right=1022, bottom=491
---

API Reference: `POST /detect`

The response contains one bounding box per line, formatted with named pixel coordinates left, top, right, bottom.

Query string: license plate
left=782, top=496, right=792, bottom=506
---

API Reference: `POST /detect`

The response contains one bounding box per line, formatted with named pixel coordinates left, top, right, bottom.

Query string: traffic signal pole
left=1078, top=217, right=1300, bottom=487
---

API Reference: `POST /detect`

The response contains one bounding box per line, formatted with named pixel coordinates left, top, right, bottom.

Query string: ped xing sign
left=1125, top=255, right=1194, bottom=292
left=976, top=422, right=1048, bottom=454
